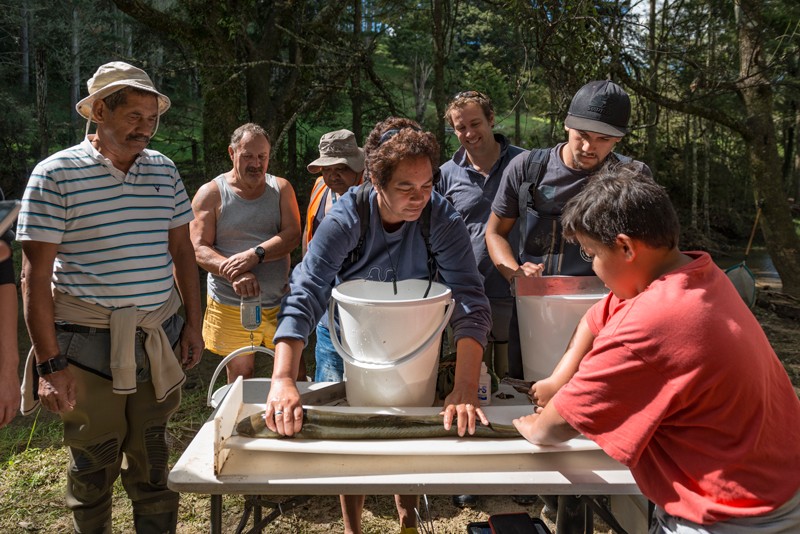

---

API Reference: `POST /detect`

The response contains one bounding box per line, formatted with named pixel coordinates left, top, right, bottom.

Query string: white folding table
left=168, top=379, right=641, bottom=533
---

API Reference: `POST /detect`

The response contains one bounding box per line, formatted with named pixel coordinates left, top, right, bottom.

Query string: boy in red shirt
left=514, top=165, right=800, bottom=532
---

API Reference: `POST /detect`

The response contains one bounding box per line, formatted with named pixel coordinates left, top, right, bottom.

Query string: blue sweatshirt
left=275, top=187, right=491, bottom=347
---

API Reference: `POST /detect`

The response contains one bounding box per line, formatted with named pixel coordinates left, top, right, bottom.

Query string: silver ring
left=274, top=410, right=283, bottom=416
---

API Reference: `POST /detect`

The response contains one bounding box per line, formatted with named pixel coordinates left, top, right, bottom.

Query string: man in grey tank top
left=191, top=123, right=304, bottom=382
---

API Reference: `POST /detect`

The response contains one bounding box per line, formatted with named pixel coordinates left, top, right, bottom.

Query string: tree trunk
left=20, top=1, right=30, bottom=92
left=687, top=115, right=698, bottom=230
left=794, top=105, right=800, bottom=201
left=35, top=48, right=49, bottom=159
left=430, top=0, right=459, bottom=159
left=736, top=0, right=800, bottom=296
left=199, top=64, right=241, bottom=178
left=431, top=0, right=448, bottom=159
left=645, top=0, right=659, bottom=174
left=350, top=0, right=363, bottom=141
left=71, top=6, right=81, bottom=137
left=703, top=124, right=711, bottom=235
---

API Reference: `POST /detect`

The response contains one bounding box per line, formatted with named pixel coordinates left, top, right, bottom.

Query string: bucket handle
left=327, top=295, right=455, bottom=369
left=206, top=345, right=275, bottom=407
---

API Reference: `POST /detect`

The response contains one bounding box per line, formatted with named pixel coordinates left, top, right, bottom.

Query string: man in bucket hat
left=17, top=61, right=204, bottom=533
left=303, top=129, right=365, bottom=254
left=302, top=129, right=364, bottom=382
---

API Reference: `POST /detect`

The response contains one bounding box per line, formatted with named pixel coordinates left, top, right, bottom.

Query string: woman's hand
left=264, top=377, right=303, bottom=436
left=441, top=385, right=489, bottom=437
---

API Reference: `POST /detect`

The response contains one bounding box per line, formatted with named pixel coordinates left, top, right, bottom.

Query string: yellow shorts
left=202, top=296, right=279, bottom=356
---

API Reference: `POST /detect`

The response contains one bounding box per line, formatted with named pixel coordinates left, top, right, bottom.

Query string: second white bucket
left=329, top=279, right=454, bottom=407
left=515, top=276, right=607, bottom=382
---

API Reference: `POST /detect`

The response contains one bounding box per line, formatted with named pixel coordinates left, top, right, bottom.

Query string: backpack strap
left=611, top=152, right=632, bottom=165
left=419, top=201, right=437, bottom=297
left=346, top=181, right=374, bottom=266
left=517, top=148, right=550, bottom=255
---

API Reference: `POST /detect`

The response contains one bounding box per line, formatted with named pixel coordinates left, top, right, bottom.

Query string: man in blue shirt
left=438, top=90, right=524, bottom=381
left=437, top=90, right=525, bottom=509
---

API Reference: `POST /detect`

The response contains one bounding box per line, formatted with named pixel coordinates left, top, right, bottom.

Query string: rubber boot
left=73, top=521, right=111, bottom=534
left=133, top=510, right=178, bottom=534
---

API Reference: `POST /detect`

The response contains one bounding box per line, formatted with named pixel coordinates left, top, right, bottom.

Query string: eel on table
left=236, top=408, right=521, bottom=440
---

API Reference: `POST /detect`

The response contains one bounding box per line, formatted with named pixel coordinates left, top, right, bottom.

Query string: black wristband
left=36, top=354, right=69, bottom=376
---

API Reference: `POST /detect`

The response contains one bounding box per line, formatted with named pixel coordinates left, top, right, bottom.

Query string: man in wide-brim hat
left=17, top=61, right=203, bottom=534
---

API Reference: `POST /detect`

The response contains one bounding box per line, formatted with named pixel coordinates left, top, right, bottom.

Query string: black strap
left=346, top=181, right=374, bottom=266
left=517, top=148, right=550, bottom=257
left=419, top=201, right=436, bottom=297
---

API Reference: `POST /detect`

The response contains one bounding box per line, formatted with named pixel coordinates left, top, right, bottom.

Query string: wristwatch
left=36, top=354, right=69, bottom=376
left=253, top=245, right=265, bottom=263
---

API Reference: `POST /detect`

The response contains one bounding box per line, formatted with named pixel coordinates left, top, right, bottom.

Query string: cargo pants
left=56, top=317, right=183, bottom=534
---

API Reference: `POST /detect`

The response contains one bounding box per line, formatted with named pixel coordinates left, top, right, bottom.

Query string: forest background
left=1, top=0, right=799, bottom=295
left=1, top=0, right=800, bottom=532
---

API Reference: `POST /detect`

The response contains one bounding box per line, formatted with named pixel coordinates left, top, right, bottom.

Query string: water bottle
left=478, top=362, right=491, bottom=406
left=240, top=294, right=262, bottom=331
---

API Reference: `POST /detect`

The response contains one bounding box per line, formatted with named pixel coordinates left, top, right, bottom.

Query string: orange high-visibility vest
left=304, top=175, right=363, bottom=245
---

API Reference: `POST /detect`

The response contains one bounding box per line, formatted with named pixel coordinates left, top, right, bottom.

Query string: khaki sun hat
left=307, top=129, right=365, bottom=174
left=76, top=61, right=171, bottom=121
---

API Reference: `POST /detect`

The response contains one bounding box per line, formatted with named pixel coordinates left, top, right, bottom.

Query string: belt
left=55, top=323, right=144, bottom=334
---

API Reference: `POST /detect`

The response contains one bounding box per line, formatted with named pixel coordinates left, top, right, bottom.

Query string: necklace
left=379, top=224, right=398, bottom=295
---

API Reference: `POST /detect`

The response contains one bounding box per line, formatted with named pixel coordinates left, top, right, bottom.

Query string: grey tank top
left=206, top=174, right=290, bottom=307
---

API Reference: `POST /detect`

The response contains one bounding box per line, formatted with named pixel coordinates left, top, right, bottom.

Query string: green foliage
left=0, top=91, right=36, bottom=199
left=461, top=61, right=511, bottom=112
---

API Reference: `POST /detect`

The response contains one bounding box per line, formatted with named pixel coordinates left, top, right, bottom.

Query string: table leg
left=210, top=494, right=222, bottom=534
left=556, top=494, right=587, bottom=534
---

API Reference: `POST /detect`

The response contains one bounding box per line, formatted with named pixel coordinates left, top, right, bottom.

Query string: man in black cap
left=484, top=78, right=651, bottom=517
left=486, top=79, right=651, bottom=380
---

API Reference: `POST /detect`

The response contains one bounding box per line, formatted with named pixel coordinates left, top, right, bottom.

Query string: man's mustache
left=127, top=134, right=151, bottom=143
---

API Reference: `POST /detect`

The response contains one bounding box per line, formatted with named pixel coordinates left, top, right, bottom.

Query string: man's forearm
left=21, top=258, right=59, bottom=362
left=173, top=251, right=202, bottom=329
left=193, top=244, right=227, bottom=277
left=0, top=284, right=19, bottom=371
left=259, top=230, right=300, bottom=262
left=486, top=232, right=521, bottom=283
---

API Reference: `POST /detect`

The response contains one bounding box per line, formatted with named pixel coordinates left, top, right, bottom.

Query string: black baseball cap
left=564, top=80, right=630, bottom=137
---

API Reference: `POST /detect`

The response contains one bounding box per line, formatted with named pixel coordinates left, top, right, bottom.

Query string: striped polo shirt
left=17, top=137, right=194, bottom=311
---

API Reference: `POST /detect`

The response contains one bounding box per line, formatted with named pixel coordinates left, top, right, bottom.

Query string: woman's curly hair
left=363, top=117, right=440, bottom=189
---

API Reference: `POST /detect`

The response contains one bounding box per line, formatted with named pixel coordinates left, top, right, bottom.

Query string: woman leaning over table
left=264, top=117, right=491, bottom=534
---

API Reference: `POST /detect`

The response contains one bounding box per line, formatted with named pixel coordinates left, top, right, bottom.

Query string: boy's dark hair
left=562, top=163, right=680, bottom=249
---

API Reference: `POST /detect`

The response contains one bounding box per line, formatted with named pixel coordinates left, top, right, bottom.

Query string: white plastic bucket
left=329, top=279, right=454, bottom=407
left=515, top=276, right=607, bottom=381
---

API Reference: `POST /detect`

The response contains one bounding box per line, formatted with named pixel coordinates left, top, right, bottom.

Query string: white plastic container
left=515, top=276, right=607, bottom=381
left=329, top=279, right=454, bottom=407
left=240, top=295, right=262, bottom=331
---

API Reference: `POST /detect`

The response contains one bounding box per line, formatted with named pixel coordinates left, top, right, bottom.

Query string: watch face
left=255, top=246, right=265, bottom=261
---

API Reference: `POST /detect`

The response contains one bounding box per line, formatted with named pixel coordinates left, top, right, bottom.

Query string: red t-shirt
left=552, top=252, right=800, bottom=524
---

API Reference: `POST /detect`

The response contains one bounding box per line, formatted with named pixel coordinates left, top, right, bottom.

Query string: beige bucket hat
left=76, top=61, right=171, bottom=120
left=307, top=129, right=365, bottom=174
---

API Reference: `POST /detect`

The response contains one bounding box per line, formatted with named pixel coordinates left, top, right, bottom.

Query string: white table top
left=169, top=379, right=640, bottom=496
